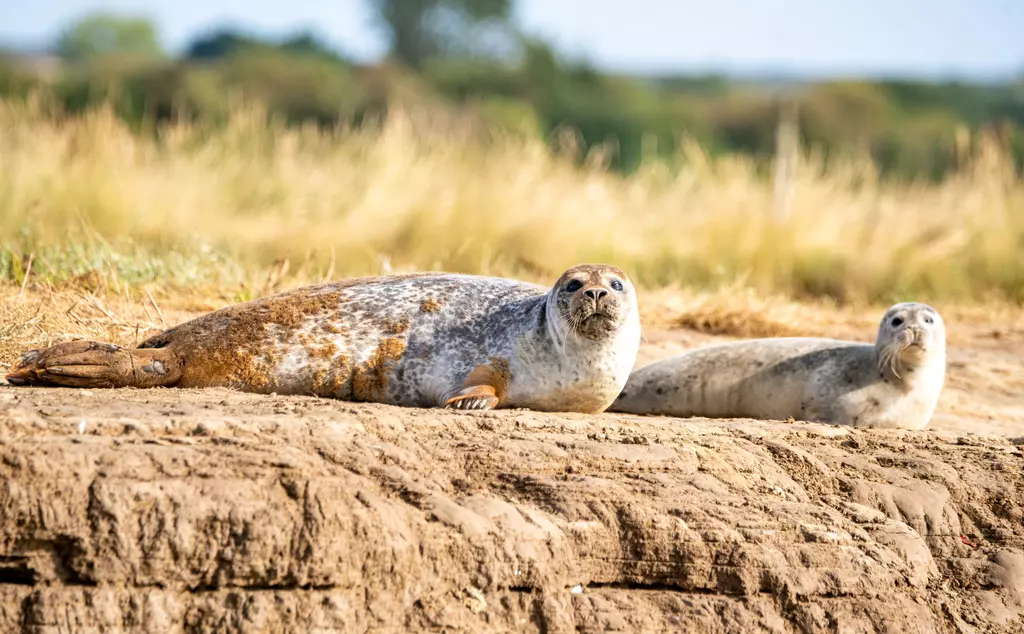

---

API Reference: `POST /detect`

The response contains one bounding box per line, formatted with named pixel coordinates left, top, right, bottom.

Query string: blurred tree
left=798, top=81, right=890, bottom=156
left=56, top=13, right=163, bottom=63
left=186, top=29, right=347, bottom=64
left=655, top=73, right=731, bottom=97
left=184, top=30, right=260, bottom=61
left=279, top=32, right=347, bottom=63
left=368, top=0, right=513, bottom=70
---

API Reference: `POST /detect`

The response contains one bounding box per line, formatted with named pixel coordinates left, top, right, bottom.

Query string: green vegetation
left=55, top=13, right=164, bottom=63
left=1, top=11, right=1022, bottom=180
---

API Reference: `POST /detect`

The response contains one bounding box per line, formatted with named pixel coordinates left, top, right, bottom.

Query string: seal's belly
left=503, top=354, right=634, bottom=414
left=505, top=381, right=620, bottom=414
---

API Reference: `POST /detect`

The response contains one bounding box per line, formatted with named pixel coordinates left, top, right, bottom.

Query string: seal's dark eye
left=565, top=280, right=583, bottom=293
left=923, top=315, right=934, bottom=324
left=891, top=317, right=903, bottom=327
left=610, top=279, right=624, bottom=292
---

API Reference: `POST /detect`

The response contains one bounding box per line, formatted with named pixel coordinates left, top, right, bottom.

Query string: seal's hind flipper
left=444, top=385, right=499, bottom=410
left=5, top=340, right=181, bottom=389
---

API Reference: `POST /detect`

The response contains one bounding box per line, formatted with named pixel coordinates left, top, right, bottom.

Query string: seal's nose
left=907, top=326, right=927, bottom=346
left=583, top=288, right=608, bottom=301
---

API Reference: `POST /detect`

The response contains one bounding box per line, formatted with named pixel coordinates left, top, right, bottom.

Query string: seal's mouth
left=573, top=310, right=615, bottom=326
left=902, top=328, right=930, bottom=352
left=567, top=306, right=621, bottom=339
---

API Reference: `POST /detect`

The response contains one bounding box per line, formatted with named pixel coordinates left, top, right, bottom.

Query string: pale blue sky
left=2, top=0, right=1021, bottom=78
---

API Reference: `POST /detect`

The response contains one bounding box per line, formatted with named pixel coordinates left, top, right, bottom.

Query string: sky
left=1, top=0, right=1022, bottom=79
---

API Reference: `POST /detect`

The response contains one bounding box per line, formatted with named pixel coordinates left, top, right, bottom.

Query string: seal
left=610, top=302, right=947, bottom=430
left=6, top=265, right=642, bottom=414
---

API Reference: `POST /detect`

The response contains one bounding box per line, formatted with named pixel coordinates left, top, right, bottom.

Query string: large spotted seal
left=6, top=265, right=641, bottom=413
left=610, top=302, right=947, bottom=430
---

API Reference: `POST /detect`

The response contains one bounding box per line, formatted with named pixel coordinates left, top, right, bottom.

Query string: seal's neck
left=540, top=297, right=567, bottom=351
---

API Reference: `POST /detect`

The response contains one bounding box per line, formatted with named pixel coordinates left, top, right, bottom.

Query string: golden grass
left=1, top=96, right=1022, bottom=308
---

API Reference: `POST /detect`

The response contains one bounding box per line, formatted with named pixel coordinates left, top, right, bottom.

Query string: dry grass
left=0, top=283, right=199, bottom=367
left=639, top=283, right=825, bottom=339
left=2, top=98, right=1023, bottom=306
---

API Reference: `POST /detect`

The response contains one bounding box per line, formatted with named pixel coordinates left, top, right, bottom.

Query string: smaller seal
left=610, top=302, right=947, bottom=430
left=6, top=264, right=642, bottom=414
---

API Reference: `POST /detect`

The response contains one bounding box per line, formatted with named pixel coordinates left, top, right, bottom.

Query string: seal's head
left=875, top=302, right=947, bottom=381
left=547, top=264, right=639, bottom=342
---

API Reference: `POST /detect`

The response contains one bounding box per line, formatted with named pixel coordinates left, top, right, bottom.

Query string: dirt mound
left=0, top=386, right=1022, bottom=633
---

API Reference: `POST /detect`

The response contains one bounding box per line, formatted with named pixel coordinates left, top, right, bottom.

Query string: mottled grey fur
left=611, top=302, right=947, bottom=430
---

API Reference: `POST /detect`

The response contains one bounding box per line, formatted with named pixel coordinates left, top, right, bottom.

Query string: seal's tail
left=5, top=340, right=181, bottom=389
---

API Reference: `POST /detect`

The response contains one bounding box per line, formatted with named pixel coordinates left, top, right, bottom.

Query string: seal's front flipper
left=5, top=340, right=181, bottom=389
left=444, top=385, right=499, bottom=410
left=442, top=360, right=510, bottom=410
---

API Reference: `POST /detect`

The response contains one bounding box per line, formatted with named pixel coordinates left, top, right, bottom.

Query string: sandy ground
left=1, top=384, right=1022, bottom=632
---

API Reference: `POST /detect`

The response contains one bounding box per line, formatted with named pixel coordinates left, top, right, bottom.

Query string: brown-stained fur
left=420, top=298, right=444, bottom=313
left=321, top=353, right=353, bottom=398
left=351, top=337, right=406, bottom=401
left=310, top=342, right=338, bottom=360
left=138, top=286, right=351, bottom=390
left=383, top=317, right=411, bottom=335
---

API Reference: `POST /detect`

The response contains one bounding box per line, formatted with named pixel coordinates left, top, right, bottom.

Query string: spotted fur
left=611, top=302, right=947, bottom=430
left=7, top=265, right=642, bottom=414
